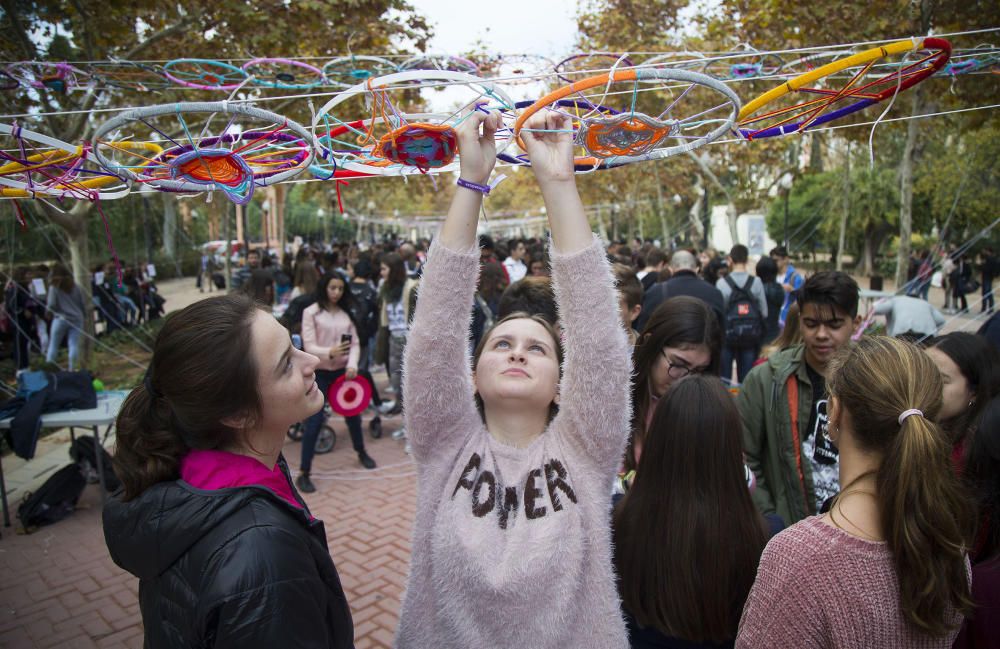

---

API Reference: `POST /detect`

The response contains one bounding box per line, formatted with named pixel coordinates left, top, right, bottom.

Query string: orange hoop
left=514, top=69, right=640, bottom=157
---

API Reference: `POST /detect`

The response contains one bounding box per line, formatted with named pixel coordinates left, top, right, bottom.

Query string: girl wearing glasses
left=626, top=296, right=722, bottom=472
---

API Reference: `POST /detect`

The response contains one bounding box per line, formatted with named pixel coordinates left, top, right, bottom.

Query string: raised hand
left=455, top=108, right=502, bottom=185
left=520, top=110, right=576, bottom=186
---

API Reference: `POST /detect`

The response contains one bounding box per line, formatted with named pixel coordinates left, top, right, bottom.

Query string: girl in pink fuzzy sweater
left=395, top=110, right=632, bottom=649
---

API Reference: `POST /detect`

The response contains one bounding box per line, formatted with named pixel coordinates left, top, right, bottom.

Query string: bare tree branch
left=1, top=0, right=38, bottom=60
left=122, top=12, right=204, bottom=61
left=68, top=0, right=98, bottom=62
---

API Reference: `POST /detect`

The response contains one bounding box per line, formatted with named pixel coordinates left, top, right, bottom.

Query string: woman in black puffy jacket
left=103, top=293, right=354, bottom=649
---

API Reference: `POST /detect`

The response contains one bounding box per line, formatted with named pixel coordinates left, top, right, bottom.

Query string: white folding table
left=0, top=390, right=128, bottom=529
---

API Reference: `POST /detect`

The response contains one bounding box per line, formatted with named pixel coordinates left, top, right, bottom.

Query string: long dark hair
left=828, top=336, right=975, bottom=636
left=965, top=395, right=1000, bottom=562
left=628, top=296, right=721, bottom=471
left=113, top=294, right=264, bottom=502
left=50, top=263, right=75, bottom=292
left=614, top=375, right=767, bottom=643
left=928, top=332, right=1000, bottom=446
left=315, top=271, right=360, bottom=331
left=380, top=252, right=407, bottom=303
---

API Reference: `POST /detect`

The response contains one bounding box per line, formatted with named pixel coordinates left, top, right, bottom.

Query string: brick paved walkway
left=0, top=409, right=415, bottom=649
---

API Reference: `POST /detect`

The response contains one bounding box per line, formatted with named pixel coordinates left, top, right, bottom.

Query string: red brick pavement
left=0, top=410, right=415, bottom=649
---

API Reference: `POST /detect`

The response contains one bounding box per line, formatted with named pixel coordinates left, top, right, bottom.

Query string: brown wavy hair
left=828, top=336, right=975, bottom=636
left=614, top=375, right=767, bottom=643
left=112, top=294, right=264, bottom=501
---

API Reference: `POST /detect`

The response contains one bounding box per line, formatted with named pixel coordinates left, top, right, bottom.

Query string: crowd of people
left=2, top=259, right=165, bottom=374
left=83, top=108, right=1000, bottom=648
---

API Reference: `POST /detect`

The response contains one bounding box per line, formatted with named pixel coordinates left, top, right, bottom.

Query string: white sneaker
left=404, top=441, right=412, bottom=455
left=392, top=427, right=406, bottom=440
left=378, top=400, right=397, bottom=415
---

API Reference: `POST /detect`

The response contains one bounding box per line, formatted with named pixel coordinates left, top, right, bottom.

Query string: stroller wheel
left=315, top=425, right=336, bottom=454
left=287, top=422, right=304, bottom=441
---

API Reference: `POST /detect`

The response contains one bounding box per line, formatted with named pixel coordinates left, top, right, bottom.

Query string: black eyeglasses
left=661, top=349, right=704, bottom=380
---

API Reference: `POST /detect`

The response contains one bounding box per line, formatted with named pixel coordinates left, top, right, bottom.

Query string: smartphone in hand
left=341, top=333, right=352, bottom=345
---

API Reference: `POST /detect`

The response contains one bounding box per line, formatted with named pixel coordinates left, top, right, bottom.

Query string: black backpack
left=17, top=464, right=86, bottom=532
left=70, top=435, right=122, bottom=493
left=724, top=275, right=764, bottom=346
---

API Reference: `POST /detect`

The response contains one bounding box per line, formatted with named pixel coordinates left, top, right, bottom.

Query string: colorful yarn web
left=169, top=148, right=255, bottom=204
left=374, top=124, right=458, bottom=171
left=578, top=113, right=679, bottom=158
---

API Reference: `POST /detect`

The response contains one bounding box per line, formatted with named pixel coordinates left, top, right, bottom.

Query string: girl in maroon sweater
left=738, top=336, right=974, bottom=648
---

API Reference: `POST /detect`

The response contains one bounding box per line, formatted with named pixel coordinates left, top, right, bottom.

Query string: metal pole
left=783, top=188, right=790, bottom=250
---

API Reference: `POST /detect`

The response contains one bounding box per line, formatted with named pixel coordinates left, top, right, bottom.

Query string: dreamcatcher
left=322, top=56, right=399, bottom=88
left=514, top=67, right=740, bottom=170
left=4, top=62, right=90, bottom=94
left=478, top=54, right=556, bottom=85
left=554, top=53, right=635, bottom=83
left=88, top=60, right=172, bottom=92
left=398, top=55, right=480, bottom=75
left=242, top=58, right=326, bottom=89
left=92, top=101, right=319, bottom=204
left=163, top=59, right=249, bottom=91
left=312, top=70, right=515, bottom=176
left=736, top=37, right=951, bottom=139
left=0, top=122, right=141, bottom=200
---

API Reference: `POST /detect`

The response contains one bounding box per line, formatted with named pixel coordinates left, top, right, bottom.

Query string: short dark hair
left=755, top=256, right=778, bottom=284
left=769, top=245, right=789, bottom=259
left=645, top=249, right=668, bottom=268
left=729, top=244, right=749, bottom=264
left=479, top=234, right=495, bottom=251
left=797, top=271, right=859, bottom=318
left=498, top=277, right=558, bottom=325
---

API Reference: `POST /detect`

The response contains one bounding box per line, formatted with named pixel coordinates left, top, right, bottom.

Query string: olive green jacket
left=738, top=344, right=823, bottom=526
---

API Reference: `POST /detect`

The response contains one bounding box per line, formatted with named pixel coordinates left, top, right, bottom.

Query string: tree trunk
left=687, top=151, right=737, bottom=245
left=861, top=231, right=876, bottom=277
left=162, top=193, right=181, bottom=277
left=895, top=85, right=923, bottom=289
left=836, top=141, right=851, bottom=271
left=224, top=202, right=233, bottom=290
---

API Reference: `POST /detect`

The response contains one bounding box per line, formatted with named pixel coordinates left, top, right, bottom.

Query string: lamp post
left=779, top=172, right=794, bottom=250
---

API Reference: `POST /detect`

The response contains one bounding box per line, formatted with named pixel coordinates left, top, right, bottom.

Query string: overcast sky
left=411, top=0, right=581, bottom=59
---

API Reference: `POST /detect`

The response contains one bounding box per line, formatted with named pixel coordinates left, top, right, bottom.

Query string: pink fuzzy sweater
left=737, top=516, right=966, bottom=648
left=396, top=237, right=632, bottom=649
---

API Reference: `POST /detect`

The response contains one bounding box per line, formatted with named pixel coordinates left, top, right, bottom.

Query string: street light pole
left=778, top=172, right=794, bottom=251
left=783, top=187, right=789, bottom=250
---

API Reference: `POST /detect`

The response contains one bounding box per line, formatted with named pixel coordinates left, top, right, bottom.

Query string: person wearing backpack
left=717, top=245, right=768, bottom=385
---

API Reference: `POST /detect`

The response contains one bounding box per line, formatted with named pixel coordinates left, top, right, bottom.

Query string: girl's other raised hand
left=455, top=108, right=502, bottom=185
left=520, top=110, right=576, bottom=186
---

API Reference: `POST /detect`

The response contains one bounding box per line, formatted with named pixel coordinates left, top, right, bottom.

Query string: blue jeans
left=721, top=344, right=759, bottom=386
left=46, top=317, right=82, bottom=370
left=300, top=368, right=366, bottom=474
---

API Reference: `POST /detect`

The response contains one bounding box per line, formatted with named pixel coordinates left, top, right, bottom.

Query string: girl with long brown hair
left=615, top=375, right=773, bottom=648
left=737, top=336, right=974, bottom=647
left=103, top=294, right=354, bottom=648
